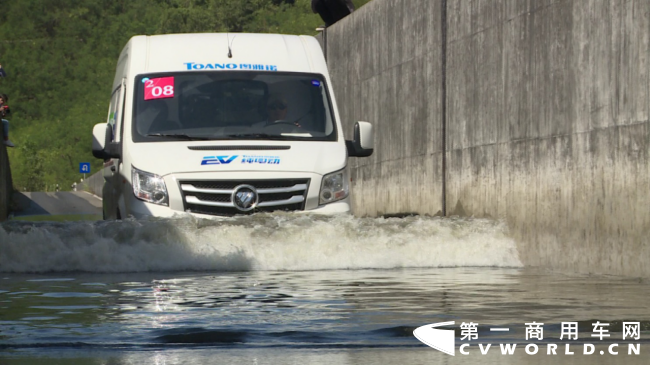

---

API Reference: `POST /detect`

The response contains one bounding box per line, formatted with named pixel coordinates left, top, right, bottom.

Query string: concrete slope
left=12, top=192, right=102, bottom=219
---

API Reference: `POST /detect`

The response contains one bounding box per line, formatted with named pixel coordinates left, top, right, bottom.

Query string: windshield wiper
left=224, top=133, right=289, bottom=140
left=146, top=133, right=211, bottom=141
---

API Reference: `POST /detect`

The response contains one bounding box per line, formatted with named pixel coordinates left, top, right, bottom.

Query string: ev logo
left=413, top=321, right=456, bottom=356
left=201, top=155, right=239, bottom=165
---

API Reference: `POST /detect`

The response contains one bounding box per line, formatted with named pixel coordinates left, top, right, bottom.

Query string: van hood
left=126, top=140, right=347, bottom=177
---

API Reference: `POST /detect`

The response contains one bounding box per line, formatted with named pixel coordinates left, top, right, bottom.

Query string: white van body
left=92, top=33, right=373, bottom=219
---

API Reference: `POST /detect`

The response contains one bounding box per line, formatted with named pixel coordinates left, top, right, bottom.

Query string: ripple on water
left=21, top=316, right=60, bottom=321
left=30, top=305, right=100, bottom=310
left=40, top=293, right=103, bottom=298
left=27, top=278, right=75, bottom=282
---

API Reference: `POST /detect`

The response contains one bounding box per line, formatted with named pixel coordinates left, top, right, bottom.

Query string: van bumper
left=126, top=196, right=350, bottom=219
left=306, top=200, right=350, bottom=215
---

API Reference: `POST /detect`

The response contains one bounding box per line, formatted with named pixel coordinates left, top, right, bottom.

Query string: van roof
left=124, top=33, right=327, bottom=77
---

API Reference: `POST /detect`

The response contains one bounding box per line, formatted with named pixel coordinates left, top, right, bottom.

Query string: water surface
left=0, top=214, right=647, bottom=364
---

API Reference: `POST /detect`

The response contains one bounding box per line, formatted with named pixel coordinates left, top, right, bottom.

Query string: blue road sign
left=79, top=162, right=91, bottom=174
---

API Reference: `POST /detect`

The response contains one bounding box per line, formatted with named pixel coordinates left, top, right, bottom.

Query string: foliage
left=0, top=0, right=372, bottom=191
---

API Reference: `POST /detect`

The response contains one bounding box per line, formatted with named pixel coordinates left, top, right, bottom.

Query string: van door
left=102, top=78, right=126, bottom=219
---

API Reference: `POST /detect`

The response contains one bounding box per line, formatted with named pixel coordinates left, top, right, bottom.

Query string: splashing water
left=0, top=213, right=522, bottom=273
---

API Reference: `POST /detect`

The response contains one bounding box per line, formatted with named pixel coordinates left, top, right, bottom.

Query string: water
left=0, top=214, right=521, bottom=272
left=0, top=214, right=648, bottom=364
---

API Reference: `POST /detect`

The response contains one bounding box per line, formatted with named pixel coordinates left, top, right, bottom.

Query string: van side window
left=107, top=87, right=122, bottom=142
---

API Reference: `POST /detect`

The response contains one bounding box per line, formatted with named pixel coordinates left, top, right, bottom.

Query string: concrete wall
left=0, top=145, right=12, bottom=221
left=76, top=171, right=103, bottom=198
left=326, top=0, right=650, bottom=277
left=328, top=0, right=445, bottom=216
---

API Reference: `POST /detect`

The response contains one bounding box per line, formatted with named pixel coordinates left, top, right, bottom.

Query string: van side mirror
left=92, top=123, right=121, bottom=160
left=345, top=121, right=374, bottom=157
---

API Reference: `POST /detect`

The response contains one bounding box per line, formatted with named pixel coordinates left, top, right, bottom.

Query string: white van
left=92, top=33, right=373, bottom=219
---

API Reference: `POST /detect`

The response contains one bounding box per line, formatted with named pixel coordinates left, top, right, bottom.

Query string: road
left=11, top=191, right=102, bottom=220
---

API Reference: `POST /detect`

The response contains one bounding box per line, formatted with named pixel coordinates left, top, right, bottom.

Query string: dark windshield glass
left=132, top=72, right=336, bottom=142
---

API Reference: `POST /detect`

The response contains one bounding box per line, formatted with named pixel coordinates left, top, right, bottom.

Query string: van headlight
left=132, top=166, right=169, bottom=206
left=319, top=168, right=349, bottom=205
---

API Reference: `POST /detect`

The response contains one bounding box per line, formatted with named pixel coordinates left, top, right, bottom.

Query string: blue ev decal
left=241, top=155, right=281, bottom=165
left=201, top=155, right=239, bottom=165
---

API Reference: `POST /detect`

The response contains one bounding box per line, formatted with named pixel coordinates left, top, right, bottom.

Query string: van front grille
left=179, top=179, right=310, bottom=216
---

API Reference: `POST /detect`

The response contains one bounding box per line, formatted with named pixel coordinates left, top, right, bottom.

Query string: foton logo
left=201, top=155, right=238, bottom=165
left=413, top=321, right=456, bottom=356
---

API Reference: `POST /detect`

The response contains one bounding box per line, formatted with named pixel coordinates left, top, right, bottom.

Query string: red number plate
left=144, top=77, right=175, bottom=100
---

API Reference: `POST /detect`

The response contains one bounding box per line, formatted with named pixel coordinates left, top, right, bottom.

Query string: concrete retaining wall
left=328, top=0, right=445, bottom=216
left=0, top=145, right=12, bottom=221
left=326, top=0, right=650, bottom=277
left=77, top=171, right=103, bottom=198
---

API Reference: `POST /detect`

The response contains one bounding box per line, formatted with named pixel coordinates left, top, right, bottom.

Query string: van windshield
left=132, top=72, right=337, bottom=142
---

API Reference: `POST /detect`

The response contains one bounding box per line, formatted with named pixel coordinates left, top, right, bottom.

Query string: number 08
left=152, top=85, right=174, bottom=97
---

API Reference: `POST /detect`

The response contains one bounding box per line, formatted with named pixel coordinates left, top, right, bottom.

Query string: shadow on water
left=0, top=216, right=256, bottom=273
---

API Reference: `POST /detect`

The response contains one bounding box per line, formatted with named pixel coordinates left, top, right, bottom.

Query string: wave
left=0, top=213, right=522, bottom=273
